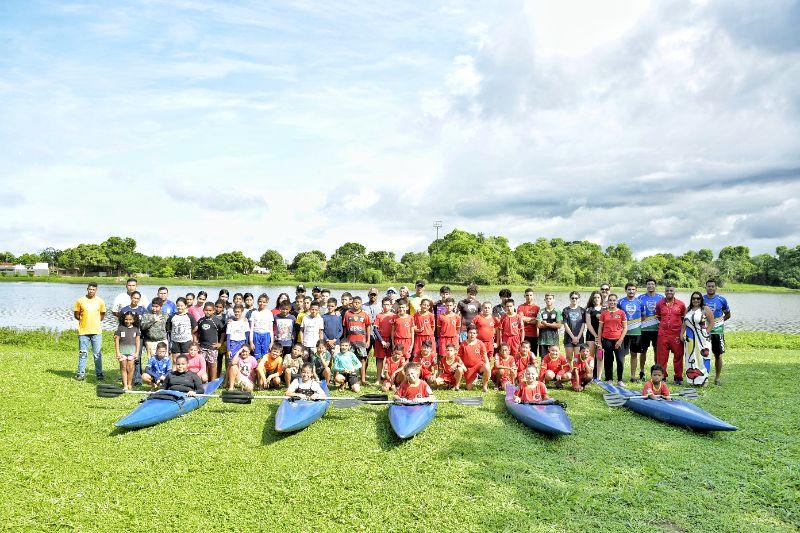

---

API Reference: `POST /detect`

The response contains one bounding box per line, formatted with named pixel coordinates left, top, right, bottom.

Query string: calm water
left=0, top=282, right=797, bottom=333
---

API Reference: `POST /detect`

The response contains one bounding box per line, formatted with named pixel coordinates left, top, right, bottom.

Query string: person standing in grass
left=140, top=299, right=169, bottom=357
left=457, top=284, right=481, bottom=341
left=437, top=298, right=461, bottom=357
left=473, top=302, right=498, bottom=356
left=197, top=302, right=224, bottom=381
left=248, top=294, right=274, bottom=361
left=149, top=286, right=176, bottom=317
left=597, top=293, right=628, bottom=386
left=655, top=283, right=686, bottom=385
left=497, top=298, right=525, bottom=357
left=119, top=291, right=147, bottom=386
left=536, top=293, right=562, bottom=358
left=638, top=279, right=664, bottom=381
left=114, top=311, right=140, bottom=390
left=584, top=291, right=604, bottom=367
left=517, top=288, right=540, bottom=358
left=562, top=291, right=586, bottom=361
left=618, top=283, right=645, bottom=383
left=408, top=280, right=427, bottom=316
left=167, top=297, right=197, bottom=362
left=412, top=298, right=435, bottom=356
left=188, top=291, right=207, bottom=321
left=703, top=279, right=731, bottom=386
left=681, top=291, right=715, bottom=386
left=111, top=278, right=146, bottom=319
left=343, top=296, right=371, bottom=383
left=73, top=282, right=107, bottom=381
left=391, top=299, right=415, bottom=359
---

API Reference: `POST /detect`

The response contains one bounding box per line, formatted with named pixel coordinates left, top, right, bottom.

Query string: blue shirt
left=639, top=293, right=664, bottom=331
left=148, top=299, right=176, bottom=317
left=703, top=294, right=730, bottom=333
left=322, top=313, right=344, bottom=342
left=145, top=355, right=172, bottom=376
left=617, top=296, right=644, bottom=335
left=332, top=351, right=361, bottom=373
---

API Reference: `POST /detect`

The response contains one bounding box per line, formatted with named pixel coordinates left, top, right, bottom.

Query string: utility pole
left=433, top=220, right=442, bottom=241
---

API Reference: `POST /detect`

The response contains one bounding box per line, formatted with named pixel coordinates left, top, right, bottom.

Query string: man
left=492, top=289, right=512, bottom=318
left=73, top=283, right=107, bottom=381
left=618, top=283, right=645, bottom=382
left=638, top=278, right=663, bottom=381
left=408, top=280, right=427, bottom=316
left=655, top=283, right=686, bottom=384
left=111, top=278, right=146, bottom=318
left=704, top=279, right=731, bottom=386
left=517, top=288, right=540, bottom=357
left=457, top=284, right=482, bottom=341
left=148, top=286, right=176, bottom=316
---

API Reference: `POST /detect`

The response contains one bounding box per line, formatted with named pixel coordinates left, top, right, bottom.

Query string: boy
left=514, top=365, right=549, bottom=404
left=256, top=343, right=284, bottom=389
left=161, top=354, right=205, bottom=395
left=274, top=302, right=297, bottom=356
left=185, top=342, right=208, bottom=383
left=229, top=345, right=257, bottom=392
left=114, top=311, right=140, bottom=390
left=391, top=299, right=415, bottom=359
left=332, top=339, right=362, bottom=392
left=437, top=297, right=461, bottom=357
left=618, top=283, right=644, bottom=382
left=516, top=340, right=537, bottom=380
left=539, top=344, right=572, bottom=388
left=642, top=364, right=671, bottom=399
left=197, top=302, right=224, bottom=381
left=139, top=298, right=169, bottom=357
left=286, top=363, right=327, bottom=400
left=472, top=302, right=498, bottom=356
left=394, top=362, right=435, bottom=401
left=249, top=294, right=274, bottom=361
left=416, top=340, right=437, bottom=385
left=412, top=299, right=435, bottom=356
left=300, top=301, right=324, bottom=357
left=283, top=344, right=305, bottom=387
left=343, top=296, right=371, bottom=385
left=458, top=325, right=491, bottom=392
left=322, top=297, right=344, bottom=351
left=142, top=342, right=171, bottom=389
left=310, top=340, right=332, bottom=383
left=435, top=344, right=465, bottom=390
left=381, top=344, right=407, bottom=392
left=497, top=298, right=525, bottom=357
left=373, top=297, right=396, bottom=386
left=337, top=292, right=353, bottom=316
left=493, top=343, right=517, bottom=388
left=226, top=304, right=250, bottom=366
left=517, top=288, right=541, bottom=358
left=536, top=293, right=563, bottom=358
left=570, top=343, right=595, bottom=392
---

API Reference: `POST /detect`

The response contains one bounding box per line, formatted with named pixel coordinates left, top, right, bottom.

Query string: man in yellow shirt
left=73, top=283, right=107, bottom=381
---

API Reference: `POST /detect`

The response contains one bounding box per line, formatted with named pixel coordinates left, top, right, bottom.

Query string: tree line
left=2, top=230, right=799, bottom=288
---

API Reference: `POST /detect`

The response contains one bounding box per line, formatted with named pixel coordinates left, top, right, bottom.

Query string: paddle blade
left=452, top=397, right=484, bottom=406
left=96, top=384, right=125, bottom=398
left=330, top=398, right=363, bottom=409
left=220, top=390, right=253, bottom=404
left=602, top=393, right=627, bottom=407
left=677, top=388, right=699, bottom=399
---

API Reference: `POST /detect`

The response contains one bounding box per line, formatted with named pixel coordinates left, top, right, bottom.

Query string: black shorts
left=710, top=333, right=725, bottom=356
left=338, top=372, right=359, bottom=387
left=639, top=330, right=658, bottom=351
left=170, top=340, right=192, bottom=354
left=623, top=335, right=641, bottom=354
left=564, top=335, right=584, bottom=347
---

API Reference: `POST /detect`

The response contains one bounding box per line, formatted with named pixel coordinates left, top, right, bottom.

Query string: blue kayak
left=504, top=384, right=572, bottom=436
left=595, top=380, right=736, bottom=432
left=275, top=381, right=331, bottom=433
left=115, top=378, right=223, bottom=429
left=388, top=401, right=437, bottom=439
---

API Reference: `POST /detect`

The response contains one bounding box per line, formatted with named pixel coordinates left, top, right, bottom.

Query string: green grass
left=0, top=330, right=798, bottom=532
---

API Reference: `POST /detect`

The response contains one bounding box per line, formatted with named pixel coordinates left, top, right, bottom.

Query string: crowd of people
left=72, top=277, right=731, bottom=402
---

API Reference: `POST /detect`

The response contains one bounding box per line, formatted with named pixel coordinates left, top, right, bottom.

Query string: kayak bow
left=115, top=378, right=223, bottom=429
left=388, top=401, right=437, bottom=439
left=274, top=381, right=331, bottom=433
left=504, top=384, right=572, bottom=436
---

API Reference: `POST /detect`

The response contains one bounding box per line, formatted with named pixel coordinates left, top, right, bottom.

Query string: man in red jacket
left=655, top=283, right=687, bottom=384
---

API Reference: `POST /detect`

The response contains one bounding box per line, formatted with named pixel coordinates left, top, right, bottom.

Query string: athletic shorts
left=252, top=332, right=272, bottom=358
left=227, top=340, right=247, bottom=362
left=623, top=335, right=641, bottom=354
left=563, top=335, right=584, bottom=347
left=585, top=333, right=597, bottom=343
left=199, top=346, right=217, bottom=365
left=171, top=340, right=192, bottom=354
left=710, top=333, right=725, bottom=356
left=640, top=330, right=658, bottom=351
left=338, top=371, right=359, bottom=388
left=394, top=338, right=413, bottom=358
left=351, top=342, right=368, bottom=360
left=374, top=341, right=390, bottom=360
left=117, top=353, right=135, bottom=361
left=438, top=336, right=458, bottom=356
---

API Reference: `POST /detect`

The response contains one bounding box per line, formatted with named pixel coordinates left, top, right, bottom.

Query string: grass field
left=0, top=330, right=797, bottom=532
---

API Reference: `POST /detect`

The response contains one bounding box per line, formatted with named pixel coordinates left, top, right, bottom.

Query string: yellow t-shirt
left=73, top=296, right=106, bottom=335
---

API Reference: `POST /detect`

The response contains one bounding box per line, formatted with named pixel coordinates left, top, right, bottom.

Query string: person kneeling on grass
left=142, top=342, right=172, bottom=389
left=493, top=343, right=518, bottom=389
left=642, top=364, right=671, bottom=399
left=394, top=362, right=435, bottom=402
left=185, top=342, right=208, bottom=383
left=515, top=340, right=537, bottom=385
left=458, top=325, right=491, bottom=392
left=514, top=365, right=549, bottom=403
left=539, top=344, right=572, bottom=389
left=256, top=343, right=284, bottom=389
left=434, top=343, right=465, bottom=390
left=332, top=339, right=362, bottom=392
left=161, top=354, right=205, bottom=396
left=228, top=345, right=257, bottom=392
left=381, top=344, right=407, bottom=392
left=283, top=343, right=305, bottom=387
left=286, top=363, right=327, bottom=400
left=310, top=339, right=332, bottom=383
left=415, top=340, right=438, bottom=386
left=570, top=343, right=594, bottom=392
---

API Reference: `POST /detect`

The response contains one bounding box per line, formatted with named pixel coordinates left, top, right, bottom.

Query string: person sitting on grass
left=228, top=345, right=257, bottom=392
left=282, top=343, right=305, bottom=387
left=570, top=343, right=594, bottom=392
left=114, top=311, right=141, bottom=391
left=539, top=344, right=572, bottom=389
left=415, top=339, right=438, bottom=385
left=516, top=340, right=537, bottom=383
left=642, top=364, right=671, bottom=399
left=493, top=343, right=518, bottom=389
left=310, top=339, right=332, bottom=383
left=256, top=343, right=284, bottom=389
left=434, top=343, right=465, bottom=390
left=161, top=354, right=204, bottom=395
left=142, top=342, right=171, bottom=389
left=185, top=342, right=208, bottom=383
left=381, top=343, right=407, bottom=392
left=514, top=365, right=549, bottom=404
left=333, top=339, right=362, bottom=392
left=286, top=363, right=327, bottom=400
left=394, top=362, right=435, bottom=402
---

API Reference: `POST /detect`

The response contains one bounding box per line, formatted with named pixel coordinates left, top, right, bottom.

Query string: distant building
left=12, top=264, right=27, bottom=276
left=253, top=266, right=270, bottom=275
left=32, top=262, right=50, bottom=276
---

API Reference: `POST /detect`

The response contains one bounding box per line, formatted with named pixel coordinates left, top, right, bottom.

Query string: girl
left=114, top=312, right=140, bottom=390
left=243, top=292, right=255, bottom=317
left=562, top=291, right=586, bottom=360
left=185, top=342, right=208, bottom=383
left=597, top=293, right=628, bottom=387
left=188, top=290, right=207, bottom=321
left=286, top=363, right=327, bottom=400
left=168, top=297, right=198, bottom=363
left=584, top=291, right=603, bottom=376
left=273, top=292, right=291, bottom=316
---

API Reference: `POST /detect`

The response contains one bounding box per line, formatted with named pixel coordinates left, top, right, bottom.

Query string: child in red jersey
left=373, top=297, right=396, bottom=385
left=381, top=343, right=407, bottom=392
left=493, top=343, right=518, bottom=388
left=391, top=299, right=414, bottom=358
left=497, top=299, right=525, bottom=356
left=434, top=343, right=465, bottom=390
left=539, top=344, right=572, bottom=388
left=415, top=340, right=438, bottom=385
left=413, top=299, right=436, bottom=356
left=394, top=362, right=435, bottom=402
left=514, top=365, right=549, bottom=403
left=642, top=364, right=671, bottom=399
left=458, top=325, right=491, bottom=392
left=437, top=297, right=461, bottom=356
left=516, top=340, right=537, bottom=383
left=473, top=301, right=498, bottom=355
left=571, top=343, right=594, bottom=392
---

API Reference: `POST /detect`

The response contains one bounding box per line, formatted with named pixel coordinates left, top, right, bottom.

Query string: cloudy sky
left=1, top=0, right=799, bottom=260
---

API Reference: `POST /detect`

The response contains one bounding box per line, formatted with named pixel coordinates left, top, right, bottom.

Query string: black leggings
left=601, top=338, right=625, bottom=381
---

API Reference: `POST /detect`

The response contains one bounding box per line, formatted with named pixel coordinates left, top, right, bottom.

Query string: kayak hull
left=504, top=384, right=572, bottom=435
left=275, top=381, right=331, bottom=433
left=115, top=378, right=223, bottom=429
left=595, top=380, right=736, bottom=432
left=389, top=402, right=437, bottom=439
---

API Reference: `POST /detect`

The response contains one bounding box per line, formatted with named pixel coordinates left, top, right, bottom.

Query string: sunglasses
left=692, top=296, right=702, bottom=300
left=570, top=297, right=579, bottom=300
left=600, top=288, right=610, bottom=291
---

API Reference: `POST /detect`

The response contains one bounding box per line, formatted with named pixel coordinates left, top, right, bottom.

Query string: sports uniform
left=412, top=312, right=436, bottom=355
left=642, top=380, right=670, bottom=398
left=539, top=353, right=570, bottom=382
left=343, top=310, right=371, bottom=359
left=392, top=314, right=414, bottom=358
left=472, top=314, right=498, bottom=356
left=571, top=355, right=594, bottom=389
left=515, top=381, right=548, bottom=403
left=618, top=296, right=644, bottom=355
left=655, top=298, right=686, bottom=380
left=248, top=309, right=274, bottom=360
left=517, top=303, right=540, bottom=355
left=382, top=355, right=406, bottom=386
left=458, top=340, right=487, bottom=386
left=437, top=313, right=461, bottom=356
left=499, top=313, right=525, bottom=356
left=373, top=312, right=396, bottom=360
left=396, top=380, right=432, bottom=400
left=438, top=355, right=463, bottom=387
left=703, top=294, right=730, bottom=356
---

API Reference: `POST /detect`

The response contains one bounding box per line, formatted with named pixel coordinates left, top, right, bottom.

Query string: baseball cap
left=296, top=284, right=306, bottom=292
left=368, top=287, right=378, bottom=296
left=386, top=287, right=398, bottom=294
left=312, top=285, right=322, bottom=292
left=415, top=280, right=425, bottom=288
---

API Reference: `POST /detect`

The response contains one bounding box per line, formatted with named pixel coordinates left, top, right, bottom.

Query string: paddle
left=96, top=384, right=215, bottom=399
left=220, top=389, right=360, bottom=408
left=358, top=397, right=484, bottom=406
left=603, top=388, right=699, bottom=407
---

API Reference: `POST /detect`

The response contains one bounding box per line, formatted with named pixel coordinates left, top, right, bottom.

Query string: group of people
left=72, top=277, right=730, bottom=403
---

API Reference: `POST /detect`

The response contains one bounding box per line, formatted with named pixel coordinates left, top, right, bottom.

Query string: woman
left=562, top=291, right=585, bottom=360
left=217, top=289, right=231, bottom=309
left=273, top=292, right=291, bottom=316
left=584, top=291, right=603, bottom=376
left=681, top=291, right=715, bottom=386
left=188, top=290, right=207, bottom=321
left=597, top=293, right=627, bottom=387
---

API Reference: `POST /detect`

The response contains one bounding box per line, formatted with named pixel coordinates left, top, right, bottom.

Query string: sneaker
left=674, top=378, right=683, bottom=385
left=638, top=371, right=645, bottom=380
left=629, top=377, right=639, bottom=383
left=617, top=380, right=625, bottom=387
left=97, top=374, right=106, bottom=381
left=74, top=374, right=85, bottom=381
left=714, top=379, right=721, bottom=386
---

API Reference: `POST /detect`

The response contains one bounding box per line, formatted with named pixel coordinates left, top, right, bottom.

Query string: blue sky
left=1, top=0, right=799, bottom=260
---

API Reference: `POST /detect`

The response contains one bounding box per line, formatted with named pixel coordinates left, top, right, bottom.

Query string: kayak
left=504, top=384, right=572, bottom=436
left=388, top=401, right=437, bottom=439
left=115, top=378, right=223, bottom=429
left=274, top=381, right=331, bottom=433
left=595, top=380, right=736, bottom=432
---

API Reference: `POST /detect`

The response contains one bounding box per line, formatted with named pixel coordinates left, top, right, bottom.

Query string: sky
left=1, top=0, right=799, bottom=261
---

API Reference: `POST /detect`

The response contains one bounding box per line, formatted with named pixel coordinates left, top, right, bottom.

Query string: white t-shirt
left=249, top=309, right=274, bottom=334
left=300, top=315, right=324, bottom=348
left=287, top=378, right=324, bottom=395
left=112, top=291, right=146, bottom=314
left=226, top=317, right=249, bottom=342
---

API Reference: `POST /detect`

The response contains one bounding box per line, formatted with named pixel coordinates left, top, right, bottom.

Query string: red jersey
left=459, top=341, right=487, bottom=367
left=413, top=312, right=435, bottom=337
left=499, top=313, right=524, bottom=342
left=571, top=355, right=594, bottom=376
left=472, top=314, right=498, bottom=343
left=343, top=310, right=371, bottom=344
left=374, top=312, right=395, bottom=343
left=438, top=355, right=463, bottom=376
left=515, top=381, right=548, bottom=403
left=437, top=313, right=461, bottom=338
left=600, top=308, right=626, bottom=340
left=539, top=354, right=570, bottom=380
left=517, top=352, right=535, bottom=373
left=392, top=314, right=414, bottom=339
left=517, top=304, right=540, bottom=337
left=383, top=356, right=406, bottom=381
left=655, top=299, right=686, bottom=335
left=495, top=354, right=516, bottom=371
left=417, top=351, right=437, bottom=379
left=642, top=380, right=670, bottom=398
left=396, top=380, right=432, bottom=400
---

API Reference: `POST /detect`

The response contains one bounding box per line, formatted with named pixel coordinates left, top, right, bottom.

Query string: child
left=415, top=340, right=438, bottom=385
left=472, top=302, right=498, bottom=356
left=168, top=297, right=198, bottom=362
left=161, top=354, right=205, bottom=395
left=139, top=299, right=168, bottom=357
left=343, top=296, right=371, bottom=385
left=381, top=343, right=407, bottom=392
left=493, top=343, right=518, bottom=389
left=197, top=303, right=224, bottom=381
left=337, top=292, right=353, bottom=316
left=437, top=298, right=461, bottom=357
left=322, top=297, right=343, bottom=351
left=458, top=325, right=491, bottom=392
left=142, top=342, right=171, bottom=389
left=373, top=297, right=396, bottom=386
left=435, top=344, right=465, bottom=390
left=249, top=294, right=274, bottom=361
left=256, top=343, right=285, bottom=389
left=332, top=339, right=362, bottom=392
left=229, top=345, right=257, bottom=392
left=391, top=299, right=414, bottom=359
left=114, top=311, right=140, bottom=390
left=286, top=363, right=327, bottom=400
left=412, top=299, right=435, bottom=356
left=537, top=293, right=563, bottom=358
left=226, top=304, right=250, bottom=373
left=274, top=302, right=297, bottom=356
left=300, top=301, right=324, bottom=357
left=310, top=339, right=332, bottom=383
left=571, top=343, right=595, bottom=392
left=516, top=340, right=537, bottom=382
left=214, top=299, right=229, bottom=375
left=497, top=299, right=525, bottom=357
left=185, top=342, right=208, bottom=383
left=514, top=365, right=549, bottom=403
left=243, top=292, right=255, bottom=316
left=394, top=362, right=435, bottom=401
left=642, top=364, right=671, bottom=399
left=539, top=344, right=572, bottom=389
left=283, top=343, right=306, bottom=387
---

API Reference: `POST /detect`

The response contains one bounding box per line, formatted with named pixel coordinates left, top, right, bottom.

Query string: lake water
left=0, top=282, right=797, bottom=332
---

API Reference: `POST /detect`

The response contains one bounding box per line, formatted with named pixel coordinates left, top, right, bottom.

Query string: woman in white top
left=681, top=291, right=715, bottom=386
